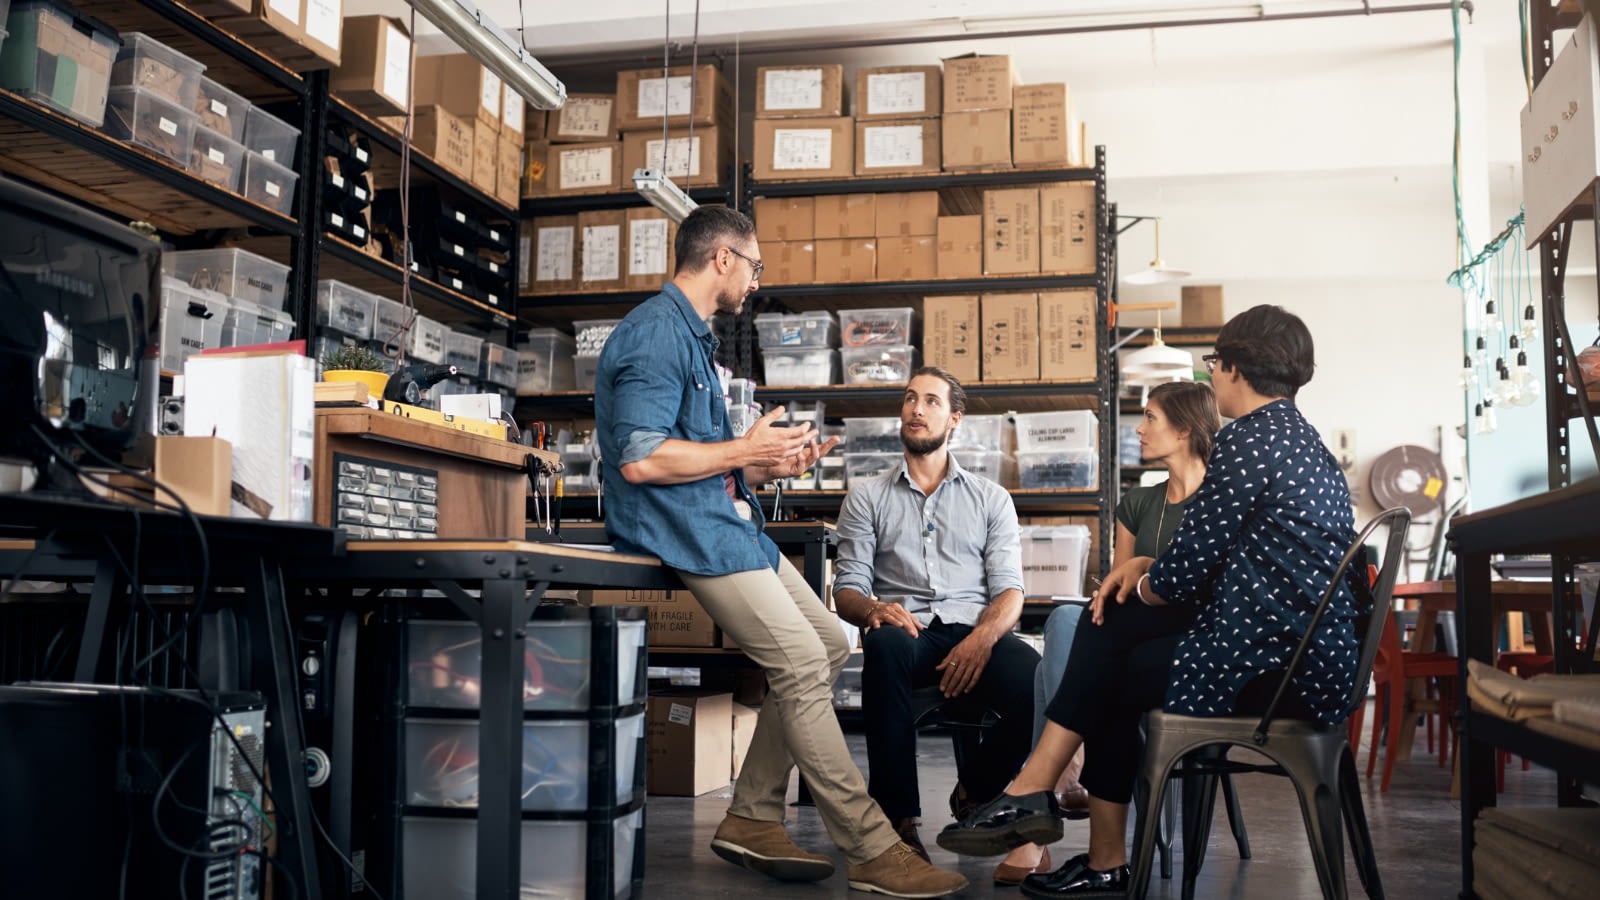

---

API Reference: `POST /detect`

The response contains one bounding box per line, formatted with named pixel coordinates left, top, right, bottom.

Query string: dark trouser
left=1043, top=600, right=1198, bottom=805
left=862, top=618, right=1041, bottom=820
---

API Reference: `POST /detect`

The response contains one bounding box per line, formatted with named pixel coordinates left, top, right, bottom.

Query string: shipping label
left=867, top=72, right=927, bottom=115
left=582, top=224, right=621, bottom=283
left=863, top=124, right=924, bottom=168
left=535, top=226, right=574, bottom=282
left=772, top=128, right=833, bottom=170
left=558, top=146, right=614, bottom=189
left=764, top=68, right=824, bottom=110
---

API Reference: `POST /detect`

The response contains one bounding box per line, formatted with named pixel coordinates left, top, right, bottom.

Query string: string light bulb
left=1513, top=350, right=1542, bottom=406
left=1493, top=362, right=1520, bottom=406
left=1521, top=304, right=1540, bottom=342
left=1473, top=402, right=1489, bottom=434
left=1483, top=398, right=1499, bottom=432
left=1457, top=353, right=1478, bottom=391
left=1473, top=334, right=1488, bottom=368
left=1483, top=297, right=1503, bottom=340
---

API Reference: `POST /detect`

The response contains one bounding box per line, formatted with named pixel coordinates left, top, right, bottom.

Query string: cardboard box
left=216, top=0, right=305, bottom=61
left=1013, top=83, right=1076, bottom=168
left=413, top=54, right=500, bottom=129
left=756, top=64, right=845, bottom=118
left=943, top=53, right=1018, bottom=112
left=621, top=126, right=732, bottom=184
left=501, top=82, right=525, bottom=136
left=1040, top=183, right=1097, bottom=274
left=754, top=197, right=815, bottom=242
left=582, top=589, right=720, bottom=647
left=329, top=15, right=408, bottom=115
left=981, top=293, right=1040, bottom=381
left=855, top=65, right=941, bottom=120
left=550, top=93, right=616, bottom=143
left=577, top=209, right=627, bottom=292
left=646, top=692, right=733, bottom=796
left=154, top=436, right=233, bottom=517
left=548, top=141, right=622, bottom=195
left=942, top=110, right=1011, bottom=170
left=923, top=295, right=981, bottom=382
left=854, top=119, right=941, bottom=175
left=875, top=191, right=940, bottom=237
left=520, top=139, right=549, bottom=198
left=878, top=236, right=937, bottom=281
left=753, top=117, right=853, bottom=181
left=814, top=194, right=877, bottom=240
left=731, top=702, right=759, bottom=780
left=814, top=239, right=876, bottom=283
left=409, top=106, right=473, bottom=179
left=300, top=0, right=342, bottom=66
left=1039, top=290, right=1097, bottom=381
left=625, top=206, right=677, bottom=291
left=937, top=215, right=984, bottom=278
left=615, top=64, right=733, bottom=131
left=472, top=119, right=497, bottom=193
left=522, top=103, right=546, bottom=141
left=528, top=215, right=579, bottom=294
left=495, top=134, right=521, bottom=208
left=764, top=241, right=816, bottom=285
left=983, top=188, right=1040, bottom=275
left=1182, top=285, right=1226, bottom=327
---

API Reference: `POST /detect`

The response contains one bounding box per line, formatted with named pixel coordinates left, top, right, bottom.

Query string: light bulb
left=1457, top=354, right=1478, bottom=391
left=1473, top=402, right=1489, bottom=435
left=1513, top=350, right=1542, bottom=406
left=1493, top=366, right=1520, bottom=406
left=1473, top=335, right=1488, bottom=368
left=1521, top=305, right=1540, bottom=341
left=1483, top=298, right=1503, bottom=340
left=1483, top=398, right=1499, bottom=433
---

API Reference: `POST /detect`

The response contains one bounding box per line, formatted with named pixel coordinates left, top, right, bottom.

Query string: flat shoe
left=1020, top=852, right=1131, bottom=898
left=934, top=790, right=1064, bottom=857
left=993, top=847, right=1051, bottom=886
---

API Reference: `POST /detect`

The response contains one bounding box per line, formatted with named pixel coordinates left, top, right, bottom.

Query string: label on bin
left=210, top=99, right=228, bottom=116
left=159, top=117, right=178, bottom=136
left=667, top=703, right=693, bottom=726
left=265, top=181, right=281, bottom=198
left=208, top=148, right=224, bottom=164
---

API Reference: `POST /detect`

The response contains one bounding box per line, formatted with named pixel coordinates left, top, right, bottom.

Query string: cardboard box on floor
left=1039, top=290, right=1097, bottom=382
left=754, top=197, right=815, bottom=242
left=581, top=588, right=720, bottom=647
left=646, top=691, right=733, bottom=796
left=731, top=702, right=759, bottom=779
left=923, top=295, right=981, bottom=383
left=981, top=292, right=1040, bottom=381
left=756, top=64, right=846, bottom=118
left=855, top=65, right=942, bottom=120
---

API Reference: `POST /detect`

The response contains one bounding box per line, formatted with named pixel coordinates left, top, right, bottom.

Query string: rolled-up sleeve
left=605, top=318, right=683, bottom=466
left=831, top=481, right=879, bottom=600
left=982, top=487, right=1025, bottom=597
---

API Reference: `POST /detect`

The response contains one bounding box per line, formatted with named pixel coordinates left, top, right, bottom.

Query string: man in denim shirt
left=596, top=208, right=967, bottom=897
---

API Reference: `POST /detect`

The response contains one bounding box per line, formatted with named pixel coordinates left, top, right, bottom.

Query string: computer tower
left=0, top=683, right=267, bottom=900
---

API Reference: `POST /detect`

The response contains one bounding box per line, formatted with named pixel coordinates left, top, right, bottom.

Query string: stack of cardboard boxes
left=211, top=0, right=344, bottom=72
left=519, top=205, right=678, bottom=296
left=393, top=53, right=524, bottom=207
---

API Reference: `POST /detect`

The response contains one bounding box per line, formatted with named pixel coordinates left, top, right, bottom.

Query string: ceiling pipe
left=533, top=1, right=1471, bottom=69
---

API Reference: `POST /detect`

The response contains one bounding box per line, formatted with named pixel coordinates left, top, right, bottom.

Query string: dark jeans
left=862, top=617, right=1041, bottom=820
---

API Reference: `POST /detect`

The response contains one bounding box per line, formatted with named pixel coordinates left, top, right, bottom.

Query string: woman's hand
left=1090, top=556, right=1156, bottom=625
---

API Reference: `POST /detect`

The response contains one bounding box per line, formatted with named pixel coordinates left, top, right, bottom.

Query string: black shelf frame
left=522, top=183, right=733, bottom=218
left=742, top=165, right=1100, bottom=200
left=755, top=272, right=1097, bottom=299
left=755, top=380, right=1100, bottom=405
left=321, top=235, right=515, bottom=325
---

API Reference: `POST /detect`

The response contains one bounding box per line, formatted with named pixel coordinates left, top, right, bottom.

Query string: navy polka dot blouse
left=1147, top=399, right=1359, bottom=723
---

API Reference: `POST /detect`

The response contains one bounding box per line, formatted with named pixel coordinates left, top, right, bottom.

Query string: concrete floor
left=636, top=706, right=1556, bottom=899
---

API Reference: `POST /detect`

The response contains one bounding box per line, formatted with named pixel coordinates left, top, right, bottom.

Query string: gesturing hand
left=768, top=434, right=841, bottom=478
left=741, top=405, right=818, bottom=467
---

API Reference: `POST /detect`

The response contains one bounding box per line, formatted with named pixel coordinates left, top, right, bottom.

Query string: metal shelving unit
left=522, top=182, right=732, bottom=218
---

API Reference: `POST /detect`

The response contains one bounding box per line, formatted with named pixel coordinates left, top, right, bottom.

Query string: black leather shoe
left=934, top=790, right=1064, bottom=857
left=1020, top=852, right=1130, bottom=898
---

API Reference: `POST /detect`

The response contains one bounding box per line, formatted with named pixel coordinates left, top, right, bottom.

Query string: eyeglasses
left=723, top=246, right=764, bottom=282
left=1202, top=353, right=1221, bottom=374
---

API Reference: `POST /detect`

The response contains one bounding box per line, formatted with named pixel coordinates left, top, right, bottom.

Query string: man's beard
left=715, top=285, right=746, bottom=315
left=901, top=423, right=950, bottom=456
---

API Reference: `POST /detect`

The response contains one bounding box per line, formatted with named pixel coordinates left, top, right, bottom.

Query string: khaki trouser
left=680, top=555, right=901, bottom=865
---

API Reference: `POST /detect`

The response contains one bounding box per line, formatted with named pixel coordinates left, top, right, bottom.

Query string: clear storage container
left=241, top=151, right=297, bottom=215
left=950, top=449, right=1006, bottom=485
left=243, top=105, right=299, bottom=165
left=444, top=331, right=484, bottom=377
left=104, top=85, right=196, bottom=166
left=163, top=247, right=291, bottom=311
left=194, top=75, right=247, bottom=141
left=1013, top=410, right=1099, bottom=454
left=1020, top=524, right=1092, bottom=597
left=401, top=808, right=642, bottom=900
left=407, top=314, right=447, bottom=364
left=315, top=280, right=378, bottom=340
left=187, top=124, right=245, bottom=191
left=371, top=294, right=407, bottom=345
left=517, top=328, right=577, bottom=393
left=762, top=348, right=837, bottom=386
left=839, top=306, right=914, bottom=346
left=843, top=417, right=902, bottom=453
left=482, top=343, right=517, bottom=388
left=574, top=354, right=601, bottom=392
left=572, top=318, right=622, bottom=356
left=110, top=32, right=203, bottom=107
left=0, top=0, right=118, bottom=126
left=404, top=713, right=644, bottom=810
left=843, top=452, right=902, bottom=485
left=220, top=296, right=293, bottom=347
left=1016, top=448, right=1098, bottom=490
left=157, top=277, right=227, bottom=372
left=755, top=310, right=837, bottom=348
left=841, top=344, right=914, bottom=385
left=405, top=617, right=647, bottom=710
left=950, top=414, right=1009, bottom=451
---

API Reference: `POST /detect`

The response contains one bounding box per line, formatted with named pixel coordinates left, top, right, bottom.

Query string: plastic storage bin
left=762, top=348, right=837, bottom=386
left=844, top=452, right=901, bottom=485
left=104, top=86, right=196, bottom=166
left=401, top=807, right=643, bottom=900
left=194, top=75, right=247, bottom=141
left=241, top=151, right=297, bottom=216
left=407, top=314, right=447, bottom=364
left=404, top=712, right=644, bottom=810
left=163, top=247, right=291, bottom=311
left=1013, top=410, right=1099, bottom=454
left=110, top=32, right=203, bottom=107
left=157, top=277, right=227, bottom=372
left=371, top=294, right=407, bottom=345
left=839, top=307, right=914, bottom=347
left=951, top=449, right=1006, bottom=485
left=405, top=617, right=647, bottom=711
left=574, top=354, right=601, bottom=392
left=220, top=296, right=293, bottom=348
left=187, top=124, right=245, bottom=190
left=517, top=328, right=577, bottom=393
left=572, top=318, right=622, bottom=356
left=444, top=331, right=484, bottom=377
left=243, top=105, right=299, bottom=165
left=755, top=310, right=837, bottom=348
left=315, top=280, right=378, bottom=339
left=482, top=343, right=517, bottom=388
left=1016, top=448, right=1098, bottom=490
left=843, top=417, right=902, bottom=453
left=0, top=0, right=118, bottom=126
left=1020, top=524, right=1091, bottom=597
left=950, top=414, right=1009, bottom=451
left=841, top=344, right=914, bottom=385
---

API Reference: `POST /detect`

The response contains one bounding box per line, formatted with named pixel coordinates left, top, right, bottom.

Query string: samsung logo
left=35, top=270, right=95, bottom=298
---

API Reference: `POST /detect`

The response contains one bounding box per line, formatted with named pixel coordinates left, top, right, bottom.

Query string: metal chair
left=1129, top=507, right=1412, bottom=900
left=910, top=684, right=997, bottom=817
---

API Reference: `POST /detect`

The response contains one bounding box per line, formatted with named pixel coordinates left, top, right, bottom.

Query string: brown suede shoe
left=847, top=841, right=970, bottom=898
left=892, top=817, right=929, bottom=863
left=1055, top=784, right=1091, bottom=821
left=710, top=813, right=835, bottom=882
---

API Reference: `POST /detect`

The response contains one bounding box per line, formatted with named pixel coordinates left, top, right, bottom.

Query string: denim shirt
left=595, top=284, right=779, bottom=576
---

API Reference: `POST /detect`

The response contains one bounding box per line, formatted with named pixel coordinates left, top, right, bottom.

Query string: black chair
left=910, top=684, right=996, bottom=817
left=1129, top=506, right=1411, bottom=900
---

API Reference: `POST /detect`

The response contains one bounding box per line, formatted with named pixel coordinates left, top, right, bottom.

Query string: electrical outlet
left=1331, top=428, right=1357, bottom=475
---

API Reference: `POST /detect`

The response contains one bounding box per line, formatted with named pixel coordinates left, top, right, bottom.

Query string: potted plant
left=320, top=344, right=390, bottom=397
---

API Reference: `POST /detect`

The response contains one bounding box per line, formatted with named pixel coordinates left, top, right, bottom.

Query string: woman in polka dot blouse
left=937, top=305, right=1360, bottom=898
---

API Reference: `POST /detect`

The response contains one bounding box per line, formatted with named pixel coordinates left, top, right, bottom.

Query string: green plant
left=320, top=344, right=388, bottom=372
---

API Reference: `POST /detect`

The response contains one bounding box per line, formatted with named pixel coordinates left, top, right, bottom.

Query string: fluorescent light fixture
left=410, top=0, right=567, bottom=109
left=1123, top=218, right=1190, bottom=285
left=633, top=168, right=698, bottom=223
